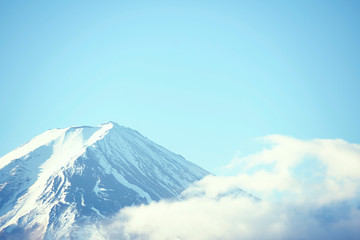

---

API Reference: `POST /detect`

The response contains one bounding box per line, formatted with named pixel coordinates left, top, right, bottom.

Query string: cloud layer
left=88, top=135, right=360, bottom=240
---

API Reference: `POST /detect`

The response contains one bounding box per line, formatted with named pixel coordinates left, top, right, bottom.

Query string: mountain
left=0, top=122, right=209, bottom=239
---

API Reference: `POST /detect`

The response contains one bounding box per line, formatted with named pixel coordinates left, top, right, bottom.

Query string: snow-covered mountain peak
left=0, top=122, right=209, bottom=239
left=0, top=122, right=118, bottom=169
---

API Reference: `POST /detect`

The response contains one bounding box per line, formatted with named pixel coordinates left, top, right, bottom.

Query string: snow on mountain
left=0, top=122, right=210, bottom=239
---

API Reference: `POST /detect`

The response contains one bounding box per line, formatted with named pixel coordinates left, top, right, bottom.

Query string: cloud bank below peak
left=87, top=135, right=360, bottom=240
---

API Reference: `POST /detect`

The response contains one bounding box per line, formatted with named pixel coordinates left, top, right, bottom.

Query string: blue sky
left=1, top=1, right=359, bottom=173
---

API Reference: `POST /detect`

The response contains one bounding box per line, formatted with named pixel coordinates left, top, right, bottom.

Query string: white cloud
left=226, top=135, right=360, bottom=203
left=88, top=135, right=360, bottom=240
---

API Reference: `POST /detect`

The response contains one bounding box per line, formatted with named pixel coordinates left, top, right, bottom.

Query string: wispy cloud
left=88, top=135, right=360, bottom=240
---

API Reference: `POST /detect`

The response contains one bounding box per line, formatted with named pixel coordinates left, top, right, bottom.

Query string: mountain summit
left=0, top=122, right=209, bottom=239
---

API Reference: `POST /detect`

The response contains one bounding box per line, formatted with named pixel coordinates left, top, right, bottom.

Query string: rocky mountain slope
left=0, top=122, right=209, bottom=239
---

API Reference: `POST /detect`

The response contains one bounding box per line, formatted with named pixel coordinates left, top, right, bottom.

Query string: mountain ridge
left=0, top=122, right=210, bottom=239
